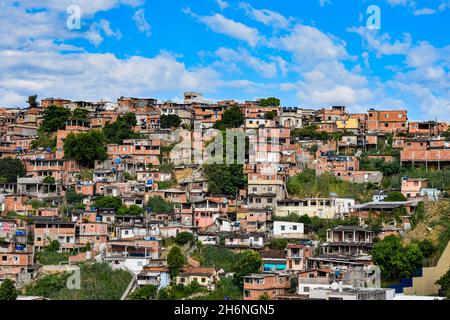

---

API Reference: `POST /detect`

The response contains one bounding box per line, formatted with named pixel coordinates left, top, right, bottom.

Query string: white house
left=273, top=221, right=305, bottom=239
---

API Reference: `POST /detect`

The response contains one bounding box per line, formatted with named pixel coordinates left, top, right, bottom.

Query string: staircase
left=403, top=240, right=450, bottom=296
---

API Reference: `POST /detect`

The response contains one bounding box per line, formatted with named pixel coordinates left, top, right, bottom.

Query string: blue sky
left=0, top=0, right=449, bottom=120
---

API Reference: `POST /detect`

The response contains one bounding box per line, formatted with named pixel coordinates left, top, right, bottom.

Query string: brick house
left=243, top=273, right=290, bottom=300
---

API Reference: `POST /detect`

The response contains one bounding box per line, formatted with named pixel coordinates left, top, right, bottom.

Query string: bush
left=94, top=196, right=122, bottom=211
left=167, top=246, right=186, bottom=278
left=0, top=157, right=26, bottom=183
left=267, top=238, right=288, bottom=250
left=128, top=285, right=158, bottom=300
left=199, top=246, right=241, bottom=272
left=160, top=114, right=182, bottom=129
left=175, top=232, right=194, bottom=245
left=25, top=263, right=132, bottom=300
left=384, top=192, right=407, bottom=202
left=0, top=279, right=18, bottom=300
left=371, top=235, right=424, bottom=281
left=63, top=130, right=107, bottom=167
left=213, top=106, right=244, bottom=130
left=147, top=196, right=174, bottom=214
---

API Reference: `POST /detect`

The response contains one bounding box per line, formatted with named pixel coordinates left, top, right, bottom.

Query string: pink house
left=401, top=177, right=428, bottom=198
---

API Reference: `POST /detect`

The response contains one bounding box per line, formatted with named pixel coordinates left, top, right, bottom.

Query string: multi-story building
left=243, top=273, right=290, bottom=300
left=366, top=109, right=408, bottom=133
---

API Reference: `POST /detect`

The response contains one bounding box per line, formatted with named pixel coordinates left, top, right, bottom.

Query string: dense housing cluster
left=0, top=92, right=450, bottom=301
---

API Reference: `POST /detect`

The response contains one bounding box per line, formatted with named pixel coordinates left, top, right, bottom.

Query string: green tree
left=27, top=95, right=39, bottom=108
left=65, top=188, right=84, bottom=206
left=117, top=204, right=144, bottom=216
left=233, top=250, right=262, bottom=286
left=264, top=110, right=277, bottom=120
left=147, top=196, right=174, bottom=214
left=384, top=192, right=407, bottom=202
left=72, top=108, right=89, bottom=121
left=128, top=285, right=158, bottom=300
left=31, top=130, right=57, bottom=150
left=160, top=114, right=182, bottom=129
left=371, top=235, right=424, bottom=281
left=213, top=106, right=244, bottom=130
left=167, top=246, right=186, bottom=278
left=175, top=232, right=194, bottom=245
left=259, top=97, right=280, bottom=107
left=416, top=239, right=435, bottom=259
left=45, top=239, right=60, bottom=252
left=258, top=293, right=270, bottom=300
left=41, top=105, right=71, bottom=132
left=0, top=279, right=18, bottom=300
left=43, top=176, right=56, bottom=184
left=291, top=125, right=329, bottom=141
left=267, top=238, right=288, bottom=250
left=0, top=157, right=26, bottom=182
left=63, top=130, right=107, bottom=167
left=103, top=113, right=139, bottom=144
left=94, top=196, right=122, bottom=211
left=204, top=164, right=246, bottom=196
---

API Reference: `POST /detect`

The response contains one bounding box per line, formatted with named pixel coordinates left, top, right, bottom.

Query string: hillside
left=403, top=200, right=450, bottom=265
left=23, top=263, right=132, bottom=300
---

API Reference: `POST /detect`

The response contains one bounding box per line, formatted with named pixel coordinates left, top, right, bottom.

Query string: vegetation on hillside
left=23, top=263, right=132, bottom=300
left=103, top=112, right=140, bottom=144
left=286, top=169, right=374, bottom=201
left=63, top=130, right=107, bottom=167
left=213, top=106, right=244, bottom=130
left=204, top=164, right=246, bottom=196
left=372, top=235, right=424, bottom=281
left=160, top=114, right=182, bottom=129
left=0, top=157, right=26, bottom=183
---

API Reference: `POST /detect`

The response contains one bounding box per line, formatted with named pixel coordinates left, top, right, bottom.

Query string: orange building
left=243, top=273, right=290, bottom=300
left=366, top=109, right=407, bottom=133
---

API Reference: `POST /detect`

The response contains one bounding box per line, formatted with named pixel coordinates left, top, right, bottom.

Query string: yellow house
left=336, top=118, right=359, bottom=130
left=176, top=267, right=218, bottom=291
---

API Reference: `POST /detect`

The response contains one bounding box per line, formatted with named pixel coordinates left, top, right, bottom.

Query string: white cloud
left=15, top=0, right=145, bottom=16
left=192, top=12, right=260, bottom=46
left=0, top=49, right=223, bottom=107
left=348, top=27, right=412, bottom=57
left=385, top=0, right=416, bottom=7
left=133, top=9, right=151, bottom=37
left=214, top=47, right=278, bottom=78
left=86, top=19, right=122, bottom=45
left=271, top=24, right=350, bottom=67
left=216, top=0, right=229, bottom=10
left=413, top=8, right=437, bottom=15
left=239, top=2, right=290, bottom=29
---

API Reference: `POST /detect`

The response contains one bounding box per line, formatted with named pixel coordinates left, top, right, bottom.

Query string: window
left=2, top=256, right=6, bottom=261
left=267, top=198, right=273, bottom=204
left=281, top=226, right=285, bottom=231
left=293, top=225, right=297, bottom=231
left=201, top=278, right=206, bottom=283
